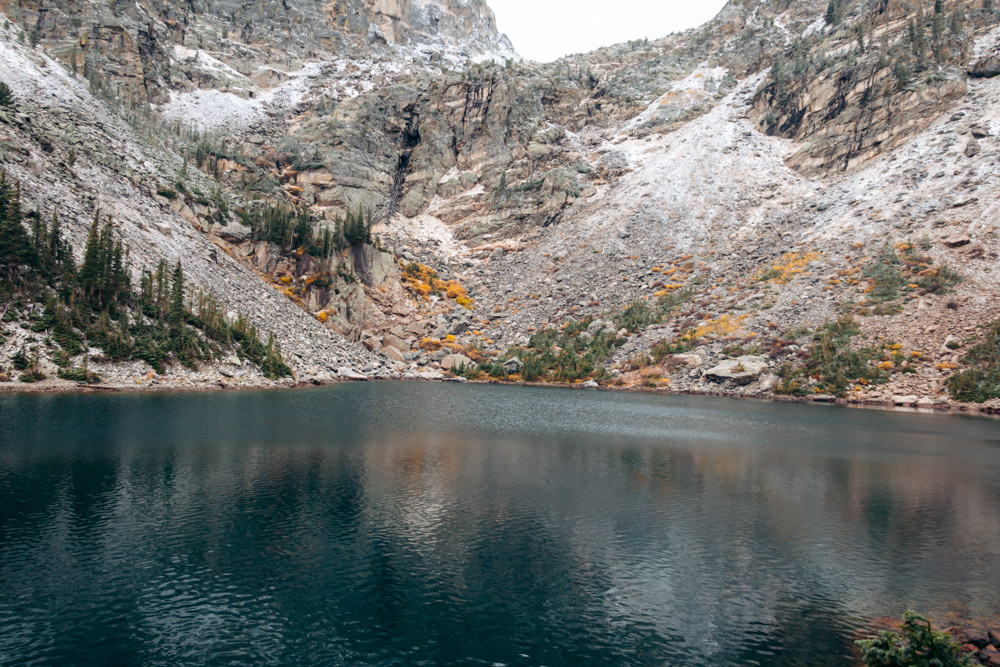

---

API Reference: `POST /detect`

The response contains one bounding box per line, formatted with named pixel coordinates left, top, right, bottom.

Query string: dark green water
left=1, top=383, right=999, bottom=666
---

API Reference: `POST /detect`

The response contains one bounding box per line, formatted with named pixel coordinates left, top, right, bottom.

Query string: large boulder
left=406, top=320, right=433, bottom=337
left=382, top=346, right=405, bottom=362
left=337, top=367, right=368, bottom=381
left=704, top=356, right=768, bottom=386
left=441, top=354, right=473, bottom=371
left=586, top=319, right=617, bottom=336
left=211, top=220, right=252, bottom=242
left=383, top=333, right=411, bottom=351
left=502, top=357, right=523, bottom=374
left=673, top=354, right=703, bottom=368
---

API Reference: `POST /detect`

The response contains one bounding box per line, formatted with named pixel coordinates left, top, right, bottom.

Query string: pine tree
left=154, top=259, right=169, bottom=315
left=98, top=217, right=114, bottom=293
left=0, top=182, right=37, bottom=282
left=169, top=261, right=185, bottom=325
left=911, top=19, right=928, bottom=69
left=110, top=240, right=126, bottom=302
left=79, top=212, right=102, bottom=296
left=334, top=215, right=346, bottom=250
left=46, top=212, right=62, bottom=268
left=826, top=0, right=839, bottom=25
left=0, top=81, right=12, bottom=107
left=293, top=211, right=311, bottom=249
left=30, top=211, right=46, bottom=254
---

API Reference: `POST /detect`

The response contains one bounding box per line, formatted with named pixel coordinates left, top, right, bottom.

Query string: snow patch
left=802, top=17, right=827, bottom=38
left=438, top=167, right=462, bottom=184
left=0, top=22, right=91, bottom=108
left=257, top=61, right=324, bottom=108
left=384, top=213, right=467, bottom=259
left=160, top=89, right=263, bottom=132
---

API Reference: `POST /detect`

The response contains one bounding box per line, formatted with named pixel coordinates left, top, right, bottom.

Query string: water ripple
left=0, top=383, right=998, bottom=665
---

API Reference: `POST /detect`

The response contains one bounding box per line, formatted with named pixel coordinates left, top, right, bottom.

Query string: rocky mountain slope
left=2, top=0, right=1000, bottom=412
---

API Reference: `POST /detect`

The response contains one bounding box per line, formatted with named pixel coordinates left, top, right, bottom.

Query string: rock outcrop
left=704, top=357, right=769, bottom=386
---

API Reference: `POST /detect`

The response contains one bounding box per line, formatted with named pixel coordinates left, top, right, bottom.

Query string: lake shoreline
left=3, top=373, right=998, bottom=417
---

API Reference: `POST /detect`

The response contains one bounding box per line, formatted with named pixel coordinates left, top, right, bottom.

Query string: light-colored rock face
left=704, top=357, right=769, bottom=386
left=970, top=26, right=1000, bottom=77
left=364, top=0, right=511, bottom=52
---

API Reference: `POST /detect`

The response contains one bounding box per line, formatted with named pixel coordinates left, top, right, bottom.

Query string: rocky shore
left=956, top=629, right=1000, bottom=667
left=3, top=368, right=999, bottom=419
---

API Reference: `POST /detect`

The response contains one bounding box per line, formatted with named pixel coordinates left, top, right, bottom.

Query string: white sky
left=488, top=0, right=729, bottom=62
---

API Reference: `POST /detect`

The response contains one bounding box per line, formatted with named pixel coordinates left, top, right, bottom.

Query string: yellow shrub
left=755, top=251, right=820, bottom=284
left=317, top=311, right=328, bottom=323
left=693, top=314, right=748, bottom=339
left=420, top=338, right=443, bottom=351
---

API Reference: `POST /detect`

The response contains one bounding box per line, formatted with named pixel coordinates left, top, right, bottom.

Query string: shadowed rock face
left=751, top=0, right=988, bottom=176
left=755, top=61, right=967, bottom=175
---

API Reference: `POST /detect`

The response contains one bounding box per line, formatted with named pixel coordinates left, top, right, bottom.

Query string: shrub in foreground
left=856, top=611, right=975, bottom=667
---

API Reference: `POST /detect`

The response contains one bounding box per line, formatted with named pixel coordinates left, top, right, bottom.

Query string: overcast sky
left=488, top=0, right=730, bottom=62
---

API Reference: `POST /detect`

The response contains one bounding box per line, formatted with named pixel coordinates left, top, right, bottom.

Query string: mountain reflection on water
left=1, top=382, right=998, bottom=666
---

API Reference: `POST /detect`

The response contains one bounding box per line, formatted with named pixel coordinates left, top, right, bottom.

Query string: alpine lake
left=1, top=382, right=999, bottom=666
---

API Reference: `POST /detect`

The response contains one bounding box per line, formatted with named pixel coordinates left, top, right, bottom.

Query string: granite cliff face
left=0, top=0, right=514, bottom=105
left=2, top=0, right=1000, bottom=410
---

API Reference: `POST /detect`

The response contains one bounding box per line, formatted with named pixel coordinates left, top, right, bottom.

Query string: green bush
left=946, top=320, right=1000, bottom=403
left=58, top=366, right=101, bottom=384
left=856, top=611, right=976, bottom=667
left=864, top=244, right=906, bottom=303
left=0, top=81, right=13, bottom=107
left=774, top=316, right=888, bottom=398
left=915, top=265, right=962, bottom=294
left=615, top=300, right=656, bottom=332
